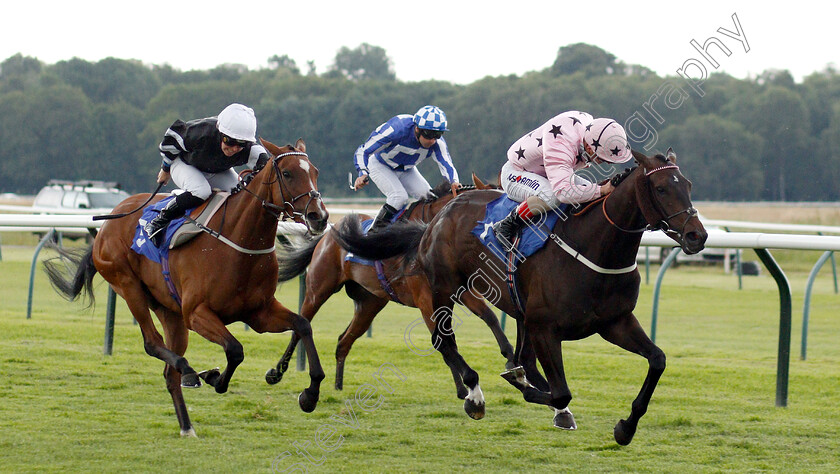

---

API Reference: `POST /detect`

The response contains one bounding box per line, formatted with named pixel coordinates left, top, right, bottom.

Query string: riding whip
left=92, top=181, right=165, bottom=221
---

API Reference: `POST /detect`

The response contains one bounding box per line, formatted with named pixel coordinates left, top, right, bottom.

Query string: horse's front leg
left=598, top=312, right=666, bottom=446
left=268, top=265, right=339, bottom=386
left=266, top=332, right=299, bottom=385
left=250, top=299, right=324, bottom=413
left=460, top=291, right=515, bottom=369
left=188, top=304, right=244, bottom=394
left=335, top=293, right=388, bottom=391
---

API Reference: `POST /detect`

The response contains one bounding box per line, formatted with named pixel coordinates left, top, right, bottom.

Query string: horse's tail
left=276, top=234, right=325, bottom=282
left=43, top=244, right=98, bottom=307
left=331, top=214, right=426, bottom=262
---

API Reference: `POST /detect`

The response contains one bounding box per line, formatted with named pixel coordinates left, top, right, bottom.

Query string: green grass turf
left=1, top=244, right=839, bottom=472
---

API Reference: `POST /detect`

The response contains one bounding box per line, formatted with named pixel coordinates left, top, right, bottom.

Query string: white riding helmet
left=583, top=118, right=632, bottom=164
left=217, top=103, right=257, bottom=143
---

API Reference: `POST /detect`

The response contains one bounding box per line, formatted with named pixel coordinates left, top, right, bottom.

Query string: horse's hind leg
left=598, top=313, right=666, bottom=446
left=158, top=308, right=195, bottom=437
left=419, top=291, right=484, bottom=419
left=335, top=291, right=388, bottom=391
left=114, top=283, right=199, bottom=387
left=527, top=320, right=577, bottom=429
left=188, top=304, right=244, bottom=394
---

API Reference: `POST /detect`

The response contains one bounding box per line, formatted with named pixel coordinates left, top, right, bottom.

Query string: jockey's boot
left=493, top=208, right=526, bottom=252
left=368, top=204, right=399, bottom=234
left=144, top=192, right=204, bottom=247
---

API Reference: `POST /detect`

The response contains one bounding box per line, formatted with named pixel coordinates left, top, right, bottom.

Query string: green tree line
left=1, top=43, right=839, bottom=201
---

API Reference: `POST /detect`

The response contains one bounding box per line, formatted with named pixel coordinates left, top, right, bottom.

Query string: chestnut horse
left=331, top=149, right=707, bottom=444
left=44, top=139, right=329, bottom=437
left=269, top=177, right=534, bottom=400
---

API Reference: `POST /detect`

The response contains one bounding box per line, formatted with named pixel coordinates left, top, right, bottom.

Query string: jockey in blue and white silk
left=353, top=105, right=460, bottom=233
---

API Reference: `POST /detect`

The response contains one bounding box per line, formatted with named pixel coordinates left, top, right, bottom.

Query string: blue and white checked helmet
left=413, top=105, right=449, bottom=131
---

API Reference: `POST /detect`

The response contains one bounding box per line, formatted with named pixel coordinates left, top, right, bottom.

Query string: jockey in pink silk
left=494, top=110, right=633, bottom=251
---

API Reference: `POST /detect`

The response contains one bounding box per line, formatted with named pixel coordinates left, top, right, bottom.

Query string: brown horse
left=331, top=149, right=707, bottom=444
left=44, top=139, right=329, bottom=437
left=269, top=177, right=534, bottom=401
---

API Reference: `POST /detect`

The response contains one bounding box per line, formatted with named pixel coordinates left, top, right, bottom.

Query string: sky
left=0, top=1, right=837, bottom=85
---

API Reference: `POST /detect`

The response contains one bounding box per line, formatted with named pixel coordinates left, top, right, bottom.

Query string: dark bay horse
left=269, top=177, right=527, bottom=401
left=331, top=149, right=707, bottom=444
left=44, top=139, right=329, bottom=437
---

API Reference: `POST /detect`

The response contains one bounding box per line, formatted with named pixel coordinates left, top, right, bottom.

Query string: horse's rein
left=92, top=182, right=164, bottom=221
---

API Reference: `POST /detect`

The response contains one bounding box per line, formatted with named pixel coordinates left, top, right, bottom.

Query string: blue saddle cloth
left=471, top=195, right=566, bottom=260
left=130, top=197, right=194, bottom=264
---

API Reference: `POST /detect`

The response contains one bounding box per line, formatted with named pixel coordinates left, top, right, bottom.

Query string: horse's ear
left=666, top=147, right=677, bottom=163
left=259, top=138, right=282, bottom=157
left=631, top=148, right=646, bottom=162
left=294, top=138, right=306, bottom=153
left=631, top=148, right=654, bottom=172
left=472, top=172, right=487, bottom=189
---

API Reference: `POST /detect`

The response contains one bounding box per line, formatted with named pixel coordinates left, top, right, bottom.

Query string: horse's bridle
left=243, top=151, right=322, bottom=230
left=603, top=164, right=698, bottom=240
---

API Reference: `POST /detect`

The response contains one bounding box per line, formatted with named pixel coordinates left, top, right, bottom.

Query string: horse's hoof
left=613, top=419, right=636, bottom=446
left=298, top=389, right=319, bottom=413
left=198, top=367, right=221, bottom=387
left=265, top=368, right=284, bottom=385
left=180, top=427, right=197, bottom=438
left=500, top=366, right=526, bottom=385
left=334, top=380, right=343, bottom=391
left=500, top=366, right=534, bottom=390
left=181, top=372, right=202, bottom=388
left=553, top=408, right=577, bottom=430
left=464, top=399, right=485, bottom=420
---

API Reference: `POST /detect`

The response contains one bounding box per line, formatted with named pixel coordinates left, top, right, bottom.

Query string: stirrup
left=493, top=223, right=518, bottom=252
left=144, top=220, right=167, bottom=246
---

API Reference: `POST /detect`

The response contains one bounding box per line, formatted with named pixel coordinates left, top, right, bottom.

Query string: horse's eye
left=656, top=186, right=666, bottom=194
left=282, top=171, right=292, bottom=179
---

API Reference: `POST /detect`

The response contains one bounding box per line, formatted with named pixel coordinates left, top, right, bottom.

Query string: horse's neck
left=609, top=174, right=646, bottom=230
left=220, top=169, right=279, bottom=244
left=560, top=174, right=645, bottom=263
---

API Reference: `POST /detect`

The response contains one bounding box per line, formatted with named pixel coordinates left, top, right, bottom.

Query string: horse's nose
left=684, top=229, right=708, bottom=253
left=307, top=211, right=328, bottom=234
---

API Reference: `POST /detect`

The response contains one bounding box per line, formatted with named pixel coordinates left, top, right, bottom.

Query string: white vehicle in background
left=33, top=180, right=130, bottom=213
left=31, top=180, right=130, bottom=241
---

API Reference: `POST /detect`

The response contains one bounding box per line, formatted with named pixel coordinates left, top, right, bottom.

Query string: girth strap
left=505, top=235, right=528, bottom=318
left=161, top=256, right=182, bottom=306
left=374, top=260, right=402, bottom=304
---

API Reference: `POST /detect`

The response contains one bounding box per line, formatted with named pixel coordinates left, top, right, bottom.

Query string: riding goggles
left=222, top=135, right=250, bottom=148
left=419, top=129, right=444, bottom=140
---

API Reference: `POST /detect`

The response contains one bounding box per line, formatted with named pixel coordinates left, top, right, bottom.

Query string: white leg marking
left=466, top=384, right=485, bottom=406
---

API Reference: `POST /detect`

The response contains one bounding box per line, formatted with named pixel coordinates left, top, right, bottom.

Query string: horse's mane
left=427, top=180, right=478, bottom=200
left=610, top=166, right=638, bottom=187
left=572, top=166, right=639, bottom=217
